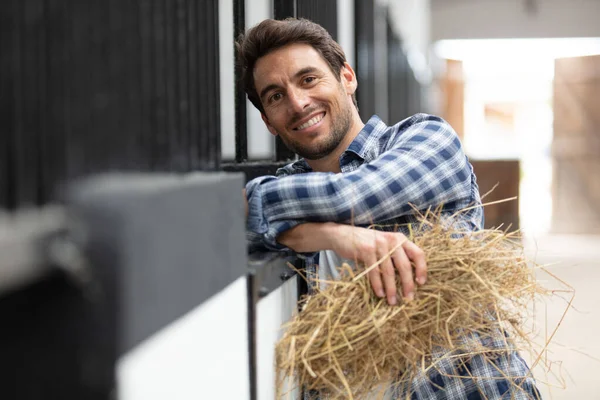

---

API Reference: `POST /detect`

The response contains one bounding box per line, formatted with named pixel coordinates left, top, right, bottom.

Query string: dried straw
left=275, top=209, right=556, bottom=399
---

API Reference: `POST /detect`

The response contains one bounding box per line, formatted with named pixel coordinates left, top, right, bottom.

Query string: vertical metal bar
left=247, top=272, right=257, bottom=400
left=15, top=0, right=41, bottom=206
left=197, top=0, right=209, bottom=169
left=152, top=0, right=169, bottom=170
left=296, top=0, right=337, bottom=40
left=387, top=20, right=410, bottom=123
left=203, top=0, right=221, bottom=169
left=0, top=1, right=16, bottom=208
left=164, top=0, right=178, bottom=171
left=186, top=0, right=200, bottom=170
left=234, top=0, right=248, bottom=163
left=139, top=0, right=154, bottom=171
left=273, top=0, right=298, bottom=162
left=354, top=0, right=376, bottom=121
left=175, top=0, right=189, bottom=171
left=275, top=137, right=296, bottom=162
left=273, top=0, right=296, bottom=20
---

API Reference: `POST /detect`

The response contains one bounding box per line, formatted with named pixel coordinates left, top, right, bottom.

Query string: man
left=239, top=18, right=540, bottom=399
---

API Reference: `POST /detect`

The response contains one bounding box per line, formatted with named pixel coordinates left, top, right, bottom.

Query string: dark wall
left=354, top=0, right=377, bottom=120
left=0, top=0, right=221, bottom=209
left=297, top=0, right=338, bottom=41
left=1, top=0, right=424, bottom=206
left=354, top=3, right=421, bottom=124
left=387, top=20, right=422, bottom=123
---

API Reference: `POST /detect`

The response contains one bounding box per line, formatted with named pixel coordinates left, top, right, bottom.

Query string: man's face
left=253, top=44, right=357, bottom=160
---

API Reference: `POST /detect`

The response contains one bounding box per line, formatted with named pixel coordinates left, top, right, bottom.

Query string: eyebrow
left=258, top=66, right=320, bottom=101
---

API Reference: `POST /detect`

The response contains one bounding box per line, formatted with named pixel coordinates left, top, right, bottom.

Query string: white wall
left=386, top=0, right=431, bottom=60
left=245, top=0, right=276, bottom=160
left=385, top=0, right=434, bottom=111
left=337, top=0, right=356, bottom=69
left=117, top=277, right=250, bottom=400
left=256, top=277, right=300, bottom=400
left=219, top=0, right=274, bottom=160
left=218, top=0, right=236, bottom=160
left=431, top=0, right=600, bottom=41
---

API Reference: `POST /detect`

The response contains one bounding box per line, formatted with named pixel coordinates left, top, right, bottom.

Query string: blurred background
left=1, top=0, right=599, bottom=399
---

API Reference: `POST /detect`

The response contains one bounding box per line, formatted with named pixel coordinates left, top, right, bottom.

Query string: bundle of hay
left=275, top=213, right=550, bottom=399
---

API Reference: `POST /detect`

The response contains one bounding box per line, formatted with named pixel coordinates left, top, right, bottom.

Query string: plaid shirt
left=246, top=114, right=540, bottom=399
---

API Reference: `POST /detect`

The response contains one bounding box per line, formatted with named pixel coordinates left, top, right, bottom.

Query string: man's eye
left=304, top=76, right=316, bottom=84
left=269, top=93, right=282, bottom=102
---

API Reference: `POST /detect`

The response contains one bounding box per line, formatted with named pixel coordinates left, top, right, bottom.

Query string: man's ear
left=261, top=113, right=279, bottom=137
left=341, top=62, right=358, bottom=96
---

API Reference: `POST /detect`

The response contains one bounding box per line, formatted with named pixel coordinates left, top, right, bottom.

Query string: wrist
left=277, top=222, right=342, bottom=253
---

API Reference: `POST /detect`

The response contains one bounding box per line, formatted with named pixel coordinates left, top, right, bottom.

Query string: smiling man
left=238, top=18, right=540, bottom=399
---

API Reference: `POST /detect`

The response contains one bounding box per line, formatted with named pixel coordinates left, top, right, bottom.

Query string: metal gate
left=0, top=1, right=423, bottom=399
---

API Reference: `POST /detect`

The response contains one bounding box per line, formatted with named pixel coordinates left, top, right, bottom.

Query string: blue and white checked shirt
left=246, top=114, right=540, bottom=399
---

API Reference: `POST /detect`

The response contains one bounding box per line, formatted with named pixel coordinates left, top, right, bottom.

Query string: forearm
left=276, top=222, right=339, bottom=253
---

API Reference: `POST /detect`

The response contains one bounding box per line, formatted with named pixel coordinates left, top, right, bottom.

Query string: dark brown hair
left=236, top=18, right=357, bottom=114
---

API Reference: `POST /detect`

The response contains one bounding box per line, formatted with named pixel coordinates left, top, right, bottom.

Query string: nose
left=287, top=87, right=310, bottom=113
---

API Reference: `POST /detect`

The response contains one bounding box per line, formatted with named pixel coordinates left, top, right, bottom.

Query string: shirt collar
left=344, top=115, right=386, bottom=160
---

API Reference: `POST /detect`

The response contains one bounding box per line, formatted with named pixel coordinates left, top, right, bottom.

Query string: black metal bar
left=164, top=0, right=178, bottom=170
left=0, top=1, right=16, bottom=208
left=201, top=0, right=222, bottom=170
left=354, top=0, right=376, bottom=120
left=296, top=259, right=308, bottom=309
left=249, top=252, right=298, bottom=298
left=246, top=272, right=257, bottom=400
left=138, top=0, right=154, bottom=171
left=386, top=17, right=421, bottom=122
left=387, top=20, right=408, bottom=123
left=234, top=0, right=248, bottom=163
left=186, top=0, right=200, bottom=170
left=176, top=0, right=189, bottom=172
left=273, top=0, right=298, bottom=162
left=273, top=0, right=296, bottom=20
left=296, top=0, right=337, bottom=40
left=14, top=0, right=42, bottom=206
left=275, top=138, right=296, bottom=162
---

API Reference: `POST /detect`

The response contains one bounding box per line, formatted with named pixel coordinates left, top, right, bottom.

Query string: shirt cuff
left=246, top=176, right=291, bottom=251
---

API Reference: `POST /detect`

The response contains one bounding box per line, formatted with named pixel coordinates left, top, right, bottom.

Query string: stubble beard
left=279, top=101, right=353, bottom=161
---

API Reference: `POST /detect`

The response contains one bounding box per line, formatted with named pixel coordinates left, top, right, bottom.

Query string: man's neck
left=306, top=116, right=365, bottom=173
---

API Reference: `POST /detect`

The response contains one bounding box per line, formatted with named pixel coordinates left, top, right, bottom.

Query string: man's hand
left=329, top=225, right=426, bottom=305
left=277, top=222, right=427, bottom=305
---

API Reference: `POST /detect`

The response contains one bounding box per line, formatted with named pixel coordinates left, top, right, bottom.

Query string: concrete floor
left=522, top=234, right=600, bottom=400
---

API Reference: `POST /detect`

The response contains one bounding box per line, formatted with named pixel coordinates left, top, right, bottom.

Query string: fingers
left=377, top=238, right=398, bottom=305
left=391, top=242, right=415, bottom=301
left=364, top=244, right=385, bottom=299
left=403, top=240, right=427, bottom=286
left=356, top=229, right=427, bottom=306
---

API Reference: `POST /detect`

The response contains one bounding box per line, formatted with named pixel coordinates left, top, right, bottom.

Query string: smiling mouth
left=293, top=112, right=325, bottom=130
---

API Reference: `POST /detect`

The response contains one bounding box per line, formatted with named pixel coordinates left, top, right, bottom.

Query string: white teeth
left=296, top=114, right=324, bottom=130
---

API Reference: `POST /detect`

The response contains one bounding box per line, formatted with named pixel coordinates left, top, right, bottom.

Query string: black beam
left=2, top=0, right=223, bottom=209
left=234, top=0, right=248, bottom=163
left=354, top=0, right=377, bottom=120
left=273, top=0, right=297, bottom=161
left=199, top=0, right=222, bottom=170
left=273, top=0, right=296, bottom=20
left=296, top=0, right=338, bottom=40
